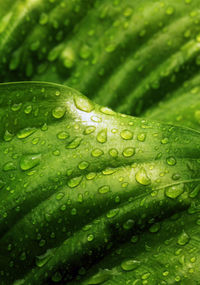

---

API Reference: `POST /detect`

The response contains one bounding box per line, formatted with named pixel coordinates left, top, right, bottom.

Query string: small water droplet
left=57, top=131, right=69, bottom=140
left=3, top=162, right=16, bottom=171
left=78, top=161, right=89, bottom=170
left=106, top=208, right=119, bottom=218
left=109, top=148, right=118, bottom=158
left=84, top=126, right=96, bottom=135
left=56, top=192, right=64, bottom=200
left=137, top=133, right=146, bottom=142
left=166, top=156, right=176, bottom=166
left=87, top=234, right=94, bottom=242
left=98, top=185, right=110, bottom=194
left=91, top=148, right=104, bottom=157
left=177, top=231, right=190, bottom=246
left=149, top=223, right=160, bottom=233
left=4, top=130, right=14, bottom=142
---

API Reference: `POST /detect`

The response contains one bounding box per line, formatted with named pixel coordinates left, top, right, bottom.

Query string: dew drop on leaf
left=120, top=129, right=133, bottom=140
left=96, top=129, right=107, bottom=143
left=74, top=96, right=94, bottom=113
left=20, top=154, right=41, bottom=171
left=52, top=106, right=66, bottom=119
left=121, top=259, right=141, bottom=271
left=135, top=168, right=151, bottom=185
left=98, top=185, right=110, bottom=194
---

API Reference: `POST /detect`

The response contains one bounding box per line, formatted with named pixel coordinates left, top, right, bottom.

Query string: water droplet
left=135, top=168, right=151, bottom=185
left=100, top=107, right=115, bottom=115
left=91, top=116, right=102, bottom=123
left=166, top=156, right=176, bottom=166
left=91, top=148, right=104, bottom=157
left=86, top=172, right=96, bottom=180
left=11, top=103, right=22, bottom=112
left=120, top=129, right=133, bottom=140
left=57, top=131, right=69, bottom=140
left=189, top=184, right=200, bottom=198
left=17, top=128, right=36, bottom=139
left=137, top=133, right=146, bottom=142
left=36, top=249, right=53, bottom=267
left=4, top=130, right=14, bottom=142
left=121, top=259, right=141, bottom=271
left=78, top=161, right=89, bottom=170
left=87, top=234, right=94, bottom=242
left=56, top=192, right=64, bottom=200
left=68, top=176, right=82, bottom=188
left=109, top=148, right=118, bottom=158
left=122, top=147, right=135, bottom=158
left=74, top=96, right=94, bottom=113
left=3, top=162, right=16, bottom=171
left=149, top=223, right=160, bottom=233
left=98, top=185, right=110, bottom=194
left=66, top=138, right=82, bottom=149
left=24, top=105, right=32, bottom=114
left=84, top=126, right=96, bottom=135
left=52, top=106, right=66, bottom=119
left=97, top=129, right=107, bottom=143
left=102, top=168, right=116, bottom=175
left=106, top=208, right=119, bottom=218
left=165, top=184, right=184, bottom=199
left=161, top=137, right=169, bottom=144
left=20, top=154, right=41, bottom=171
left=177, top=231, right=190, bottom=246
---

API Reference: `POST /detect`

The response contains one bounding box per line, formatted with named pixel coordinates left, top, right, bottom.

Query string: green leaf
left=0, top=82, right=199, bottom=284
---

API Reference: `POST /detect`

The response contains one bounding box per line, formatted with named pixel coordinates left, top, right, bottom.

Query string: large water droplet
left=177, top=231, right=190, bottom=246
left=84, top=126, right=96, bottom=135
left=97, top=129, right=107, bottom=143
left=17, top=128, right=36, bottom=139
left=135, top=168, right=151, bottom=185
left=74, top=96, right=94, bottom=113
left=68, top=176, right=82, bottom=188
left=3, top=162, right=16, bottom=171
left=91, top=148, right=104, bottom=157
left=98, top=185, right=110, bottom=194
left=166, top=156, right=176, bottom=166
left=122, top=147, right=135, bottom=157
left=165, top=184, right=184, bottom=199
left=52, top=106, right=66, bottom=119
left=78, top=161, right=89, bottom=170
left=66, top=138, right=82, bottom=149
left=121, top=259, right=141, bottom=271
left=120, top=129, right=133, bottom=140
left=20, top=154, right=41, bottom=171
